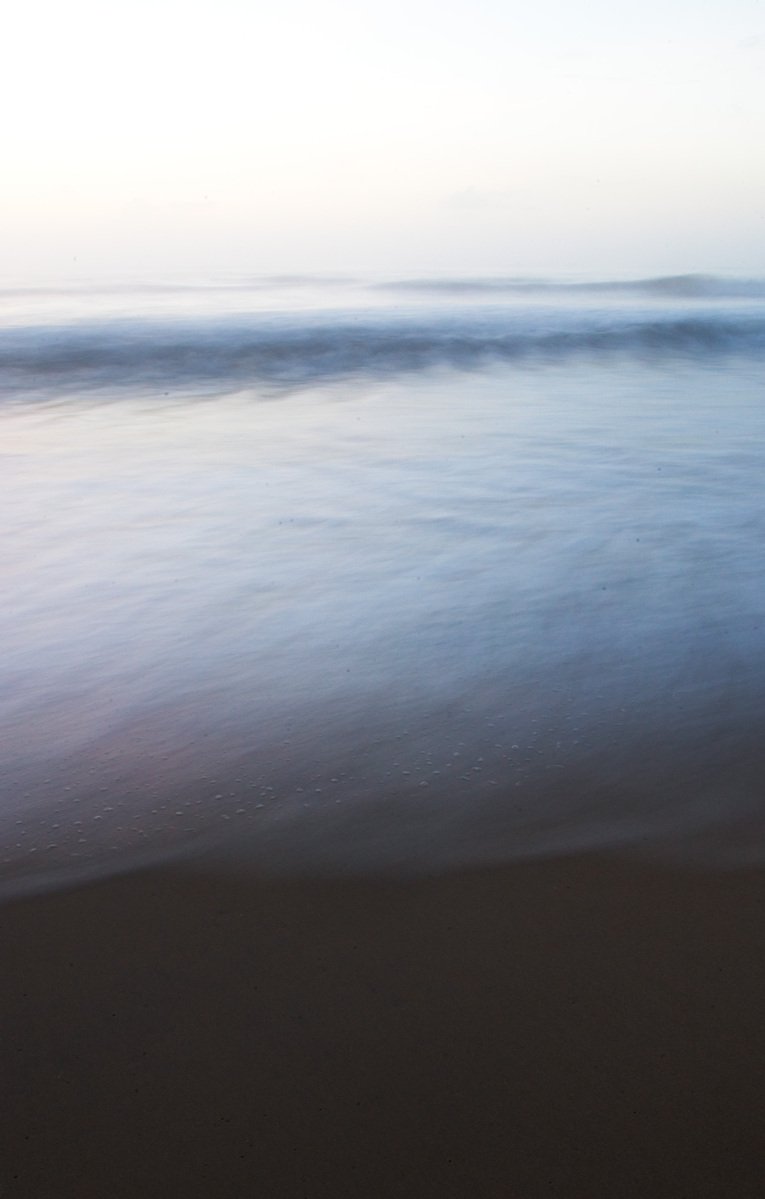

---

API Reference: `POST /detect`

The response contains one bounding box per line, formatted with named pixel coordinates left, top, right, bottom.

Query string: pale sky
left=3, top=0, right=764, bottom=280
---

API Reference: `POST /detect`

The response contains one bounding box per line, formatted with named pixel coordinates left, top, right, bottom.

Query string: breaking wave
left=1, top=300, right=764, bottom=399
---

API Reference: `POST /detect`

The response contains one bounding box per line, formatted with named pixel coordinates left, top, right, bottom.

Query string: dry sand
left=3, top=852, right=764, bottom=1197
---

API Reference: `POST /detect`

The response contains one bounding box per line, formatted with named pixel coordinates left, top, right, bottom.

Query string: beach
left=3, top=277, right=765, bottom=1194
left=3, top=851, right=764, bottom=1197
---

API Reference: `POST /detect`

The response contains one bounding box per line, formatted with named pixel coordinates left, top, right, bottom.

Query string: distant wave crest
left=378, top=274, right=765, bottom=299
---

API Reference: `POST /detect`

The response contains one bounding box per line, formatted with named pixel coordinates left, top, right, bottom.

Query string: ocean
left=2, top=274, right=765, bottom=893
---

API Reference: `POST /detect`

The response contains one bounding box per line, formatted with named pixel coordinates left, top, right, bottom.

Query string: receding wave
left=2, top=306, right=764, bottom=398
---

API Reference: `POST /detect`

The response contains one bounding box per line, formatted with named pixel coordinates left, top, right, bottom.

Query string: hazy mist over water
left=2, top=276, right=765, bottom=894
left=5, top=2, right=764, bottom=278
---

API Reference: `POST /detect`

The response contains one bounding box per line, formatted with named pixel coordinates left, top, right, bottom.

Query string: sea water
left=2, top=275, right=765, bottom=891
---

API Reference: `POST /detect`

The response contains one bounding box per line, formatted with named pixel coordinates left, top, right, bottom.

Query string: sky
left=2, top=0, right=764, bottom=280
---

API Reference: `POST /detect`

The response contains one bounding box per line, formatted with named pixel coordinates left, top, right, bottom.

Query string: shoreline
left=3, top=850, right=763, bottom=1197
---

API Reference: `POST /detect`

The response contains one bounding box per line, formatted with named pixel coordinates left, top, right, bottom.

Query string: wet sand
left=2, top=852, right=764, bottom=1198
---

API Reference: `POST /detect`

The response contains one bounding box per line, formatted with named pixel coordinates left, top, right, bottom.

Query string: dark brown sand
left=2, top=852, right=764, bottom=1198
